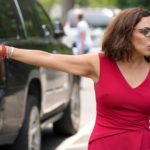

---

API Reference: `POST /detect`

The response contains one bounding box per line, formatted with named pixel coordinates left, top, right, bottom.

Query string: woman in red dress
left=1, top=7, right=150, bottom=150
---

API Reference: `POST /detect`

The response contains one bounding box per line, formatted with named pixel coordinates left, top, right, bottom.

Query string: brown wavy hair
left=102, top=7, right=150, bottom=62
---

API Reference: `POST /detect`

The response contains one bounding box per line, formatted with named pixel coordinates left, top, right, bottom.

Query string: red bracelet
left=0, top=44, right=6, bottom=59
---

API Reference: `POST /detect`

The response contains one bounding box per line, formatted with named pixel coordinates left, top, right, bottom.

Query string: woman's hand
left=0, top=45, right=15, bottom=59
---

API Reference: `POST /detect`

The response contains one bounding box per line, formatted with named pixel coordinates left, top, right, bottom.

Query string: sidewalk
left=56, top=120, right=94, bottom=150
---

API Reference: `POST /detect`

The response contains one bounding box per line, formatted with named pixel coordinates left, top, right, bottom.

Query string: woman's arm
left=80, top=31, right=85, bottom=54
left=1, top=46, right=100, bottom=81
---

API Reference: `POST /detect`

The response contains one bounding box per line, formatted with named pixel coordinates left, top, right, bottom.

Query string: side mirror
left=53, top=20, right=65, bottom=38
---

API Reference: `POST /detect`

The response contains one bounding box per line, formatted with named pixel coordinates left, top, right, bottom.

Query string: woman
left=1, top=7, right=150, bottom=150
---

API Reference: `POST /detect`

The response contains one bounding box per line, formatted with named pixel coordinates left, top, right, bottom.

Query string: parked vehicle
left=63, top=7, right=121, bottom=52
left=0, top=0, right=80, bottom=150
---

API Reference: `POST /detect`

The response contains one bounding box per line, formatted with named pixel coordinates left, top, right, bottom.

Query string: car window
left=65, top=8, right=116, bottom=28
left=65, top=11, right=77, bottom=28
left=32, top=1, right=53, bottom=37
left=84, top=10, right=113, bottom=28
left=17, top=0, right=39, bottom=37
left=0, top=0, right=23, bottom=39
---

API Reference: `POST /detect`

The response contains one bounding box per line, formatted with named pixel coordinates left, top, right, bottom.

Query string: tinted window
left=66, top=11, right=77, bottom=28
left=18, top=0, right=39, bottom=37
left=0, top=0, right=22, bottom=39
left=32, top=2, right=53, bottom=37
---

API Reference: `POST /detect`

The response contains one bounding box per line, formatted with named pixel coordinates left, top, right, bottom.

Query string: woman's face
left=131, top=16, right=150, bottom=57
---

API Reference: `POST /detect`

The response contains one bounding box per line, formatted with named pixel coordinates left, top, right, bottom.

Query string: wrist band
left=9, top=47, right=14, bottom=58
left=6, top=46, right=14, bottom=59
left=0, top=45, right=14, bottom=59
left=0, top=44, right=6, bottom=60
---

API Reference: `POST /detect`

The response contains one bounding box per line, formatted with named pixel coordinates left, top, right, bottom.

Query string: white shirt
left=75, top=20, right=92, bottom=51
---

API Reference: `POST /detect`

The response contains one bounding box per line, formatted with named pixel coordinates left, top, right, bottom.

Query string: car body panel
left=0, top=0, right=75, bottom=145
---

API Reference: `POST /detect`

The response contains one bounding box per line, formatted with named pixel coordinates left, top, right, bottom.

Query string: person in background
left=73, top=13, right=93, bottom=54
left=1, top=7, right=150, bottom=150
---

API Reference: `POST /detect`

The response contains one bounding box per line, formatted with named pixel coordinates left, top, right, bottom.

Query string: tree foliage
left=88, top=0, right=117, bottom=7
left=75, top=0, right=150, bottom=9
left=75, top=0, right=118, bottom=7
left=39, top=0, right=150, bottom=13
left=116, top=0, right=150, bottom=9
left=38, top=0, right=58, bottom=11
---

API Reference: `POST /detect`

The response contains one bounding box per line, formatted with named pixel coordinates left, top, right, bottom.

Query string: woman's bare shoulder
left=84, top=51, right=103, bottom=81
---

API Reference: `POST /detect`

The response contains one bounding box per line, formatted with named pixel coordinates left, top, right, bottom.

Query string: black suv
left=0, top=0, right=80, bottom=150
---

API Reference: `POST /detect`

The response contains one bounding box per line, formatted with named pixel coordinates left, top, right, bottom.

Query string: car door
left=32, top=1, right=72, bottom=115
left=20, top=0, right=71, bottom=116
left=0, top=0, right=34, bottom=133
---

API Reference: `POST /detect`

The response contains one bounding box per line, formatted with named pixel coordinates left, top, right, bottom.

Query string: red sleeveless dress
left=88, top=53, right=150, bottom=150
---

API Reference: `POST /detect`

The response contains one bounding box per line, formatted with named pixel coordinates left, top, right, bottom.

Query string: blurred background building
left=38, top=0, right=150, bottom=52
left=38, top=0, right=150, bottom=22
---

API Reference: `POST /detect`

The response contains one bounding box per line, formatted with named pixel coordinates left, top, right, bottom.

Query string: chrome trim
left=13, top=0, right=28, bottom=37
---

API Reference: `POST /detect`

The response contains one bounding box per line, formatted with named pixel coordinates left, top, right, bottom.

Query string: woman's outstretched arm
left=0, top=45, right=100, bottom=81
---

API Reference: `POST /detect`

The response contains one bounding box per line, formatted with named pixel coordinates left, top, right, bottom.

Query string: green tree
left=116, top=0, right=150, bottom=8
left=88, top=0, right=117, bottom=7
left=75, top=0, right=150, bottom=9
left=76, top=0, right=118, bottom=7
left=38, top=0, right=58, bottom=11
